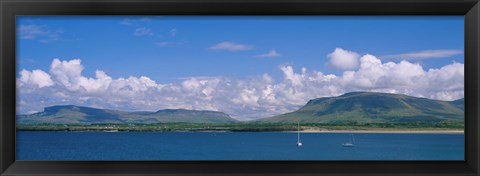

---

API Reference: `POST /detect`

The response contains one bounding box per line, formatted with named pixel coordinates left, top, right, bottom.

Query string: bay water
left=16, top=131, right=464, bottom=160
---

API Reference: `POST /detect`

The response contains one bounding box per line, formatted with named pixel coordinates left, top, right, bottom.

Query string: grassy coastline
left=16, top=122, right=464, bottom=133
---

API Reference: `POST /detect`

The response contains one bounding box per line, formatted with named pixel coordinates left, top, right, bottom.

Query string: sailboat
left=297, top=122, right=302, bottom=146
left=342, top=134, right=355, bottom=147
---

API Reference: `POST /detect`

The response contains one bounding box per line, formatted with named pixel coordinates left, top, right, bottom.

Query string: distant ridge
left=17, top=105, right=237, bottom=124
left=17, top=92, right=464, bottom=125
left=257, top=92, right=464, bottom=124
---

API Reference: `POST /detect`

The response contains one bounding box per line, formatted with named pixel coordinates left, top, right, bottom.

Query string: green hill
left=257, top=92, right=464, bottom=124
left=450, top=98, right=464, bottom=110
left=17, top=105, right=237, bottom=124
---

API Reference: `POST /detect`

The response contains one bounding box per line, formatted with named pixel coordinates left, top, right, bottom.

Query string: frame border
left=1, top=0, right=479, bottom=175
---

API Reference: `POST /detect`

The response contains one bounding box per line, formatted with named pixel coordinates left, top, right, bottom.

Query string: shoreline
left=289, top=130, right=464, bottom=134
left=17, top=129, right=464, bottom=134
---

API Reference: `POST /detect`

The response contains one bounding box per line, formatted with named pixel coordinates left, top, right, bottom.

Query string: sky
left=16, top=16, right=464, bottom=120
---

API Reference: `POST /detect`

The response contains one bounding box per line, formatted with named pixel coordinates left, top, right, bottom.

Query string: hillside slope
left=17, top=105, right=237, bottom=124
left=258, top=92, right=464, bottom=124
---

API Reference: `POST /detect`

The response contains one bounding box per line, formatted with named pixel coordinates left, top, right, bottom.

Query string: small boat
left=297, top=122, right=302, bottom=146
left=342, top=134, right=355, bottom=147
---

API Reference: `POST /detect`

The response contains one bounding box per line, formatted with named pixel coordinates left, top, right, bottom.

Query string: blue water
left=16, top=131, right=464, bottom=160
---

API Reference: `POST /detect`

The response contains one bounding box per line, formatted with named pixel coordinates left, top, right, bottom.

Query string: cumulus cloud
left=18, top=69, right=54, bottom=89
left=17, top=50, right=464, bottom=120
left=254, top=50, right=281, bottom=58
left=337, top=54, right=463, bottom=100
left=327, top=48, right=360, bottom=70
left=134, top=27, right=154, bottom=36
left=383, top=49, right=463, bottom=60
left=208, top=41, right=252, bottom=51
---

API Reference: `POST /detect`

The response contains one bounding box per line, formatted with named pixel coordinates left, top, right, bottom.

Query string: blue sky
left=17, top=16, right=464, bottom=119
left=17, top=16, right=463, bottom=83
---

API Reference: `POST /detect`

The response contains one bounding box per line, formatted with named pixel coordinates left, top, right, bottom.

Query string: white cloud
left=17, top=25, right=49, bottom=39
left=341, top=54, right=426, bottom=89
left=50, top=58, right=84, bottom=91
left=134, top=27, right=154, bottom=36
left=254, top=50, right=281, bottom=58
left=383, top=49, right=463, bottom=60
left=17, top=52, right=464, bottom=120
left=169, top=28, right=177, bottom=37
left=327, top=48, right=360, bottom=70
left=279, top=66, right=303, bottom=86
left=156, top=42, right=169, bottom=47
left=120, top=19, right=134, bottom=26
left=155, top=41, right=185, bottom=47
left=208, top=41, right=252, bottom=51
left=120, top=17, right=151, bottom=26
left=18, top=69, right=54, bottom=88
left=17, top=25, right=62, bottom=42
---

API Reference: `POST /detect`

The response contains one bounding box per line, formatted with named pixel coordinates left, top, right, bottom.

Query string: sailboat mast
left=297, top=122, right=300, bottom=142
left=352, top=134, right=355, bottom=144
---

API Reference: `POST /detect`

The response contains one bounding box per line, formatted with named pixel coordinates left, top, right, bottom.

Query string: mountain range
left=17, top=105, right=237, bottom=124
left=17, top=92, right=464, bottom=124
left=257, top=92, right=464, bottom=124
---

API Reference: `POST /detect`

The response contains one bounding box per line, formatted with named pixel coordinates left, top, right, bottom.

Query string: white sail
left=342, top=134, right=355, bottom=147
left=297, top=122, right=302, bottom=146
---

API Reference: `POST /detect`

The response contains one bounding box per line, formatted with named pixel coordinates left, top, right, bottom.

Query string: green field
left=16, top=121, right=464, bottom=132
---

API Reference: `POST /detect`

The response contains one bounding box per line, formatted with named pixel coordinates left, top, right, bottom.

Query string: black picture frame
left=1, top=0, right=479, bottom=175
